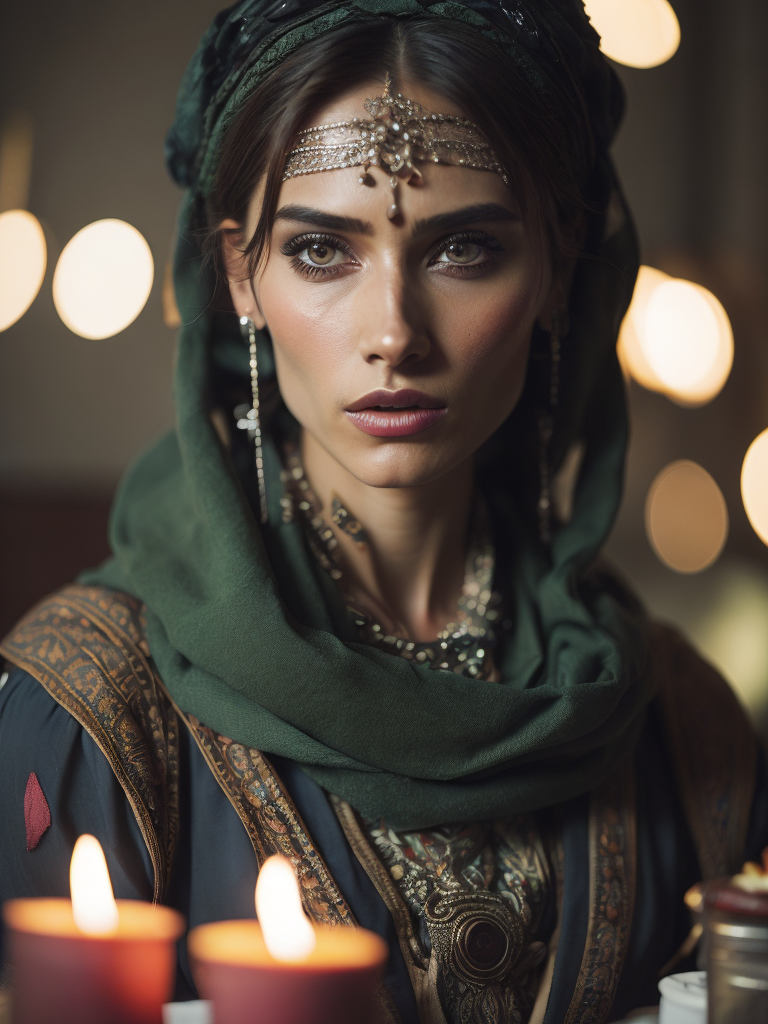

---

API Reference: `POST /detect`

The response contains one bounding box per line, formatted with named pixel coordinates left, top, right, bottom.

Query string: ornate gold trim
left=332, top=798, right=428, bottom=966
left=564, top=760, right=637, bottom=1024
left=178, top=711, right=355, bottom=927
left=332, top=797, right=446, bottom=1024
left=333, top=797, right=560, bottom=1024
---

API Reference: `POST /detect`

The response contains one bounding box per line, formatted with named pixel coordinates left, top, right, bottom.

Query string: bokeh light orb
left=617, top=265, right=670, bottom=392
left=53, top=219, right=153, bottom=340
left=742, top=429, right=768, bottom=548
left=0, top=209, right=47, bottom=331
left=619, top=267, right=733, bottom=407
left=646, top=460, right=728, bottom=573
left=584, top=0, right=680, bottom=69
left=642, top=278, right=733, bottom=405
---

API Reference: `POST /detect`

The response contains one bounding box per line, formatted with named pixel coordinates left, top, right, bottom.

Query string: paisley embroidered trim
left=653, top=622, right=757, bottom=879
left=0, top=585, right=180, bottom=903
left=334, top=797, right=428, bottom=961
left=563, top=760, right=637, bottom=1024
left=179, top=713, right=356, bottom=928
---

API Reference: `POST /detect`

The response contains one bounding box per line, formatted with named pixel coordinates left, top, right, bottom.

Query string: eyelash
left=279, top=231, right=505, bottom=280
left=280, top=233, right=354, bottom=279
left=428, top=231, right=505, bottom=277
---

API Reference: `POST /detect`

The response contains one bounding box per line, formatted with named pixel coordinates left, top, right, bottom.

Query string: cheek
left=439, top=278, right=540, bottom=390
left=258, top=268, right=354, bottom=421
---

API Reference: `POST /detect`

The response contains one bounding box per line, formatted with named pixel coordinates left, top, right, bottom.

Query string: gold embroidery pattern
left=0, top=585, right=180, bottom=903
left=564, top=761, right=637, bottom=1024
left=376, top=817, right=549, bottom=1024
left=654, top=623, right=757, bottom=879
left=181, top=716, right=356, bottom=929
left=336, top=798, right=552, bottom=1024
left=1, top=586, right=400, bottom=1022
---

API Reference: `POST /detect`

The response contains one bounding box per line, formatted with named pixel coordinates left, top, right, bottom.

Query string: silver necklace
left=280, top=444, right=503, bottom=679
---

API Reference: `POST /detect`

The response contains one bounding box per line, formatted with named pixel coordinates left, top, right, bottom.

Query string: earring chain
left=239, top=315, right=268, bottom=525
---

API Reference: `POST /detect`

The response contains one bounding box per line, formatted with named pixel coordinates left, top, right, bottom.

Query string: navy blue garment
left=2, top=665, right=767, bottom=1021
left=0, top=667, right=419, bottom=1018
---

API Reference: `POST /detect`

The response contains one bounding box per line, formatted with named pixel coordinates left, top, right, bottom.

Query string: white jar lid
left=658, top=971, right=707, bottom=1009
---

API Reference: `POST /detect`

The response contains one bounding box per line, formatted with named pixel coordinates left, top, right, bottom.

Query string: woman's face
left=230, top=81, right=555, bottom=490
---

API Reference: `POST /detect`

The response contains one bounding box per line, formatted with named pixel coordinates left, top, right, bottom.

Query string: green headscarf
left=83, top=0, right=654, bottom=830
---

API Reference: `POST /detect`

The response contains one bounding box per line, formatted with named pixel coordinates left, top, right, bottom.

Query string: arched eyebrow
left=412, top=203, right=520, bottom=235
left=273, top=202, right=519, bottom=237
left=274, top=205, right=373, bottom=234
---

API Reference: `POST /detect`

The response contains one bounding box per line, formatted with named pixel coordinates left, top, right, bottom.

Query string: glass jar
left=703, top=882, right=768, bottom=1024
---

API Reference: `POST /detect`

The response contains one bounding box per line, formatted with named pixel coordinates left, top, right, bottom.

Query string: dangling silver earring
left=236, top=315, right=268, bottom=525
left=537, top=310, right=563, bottom=545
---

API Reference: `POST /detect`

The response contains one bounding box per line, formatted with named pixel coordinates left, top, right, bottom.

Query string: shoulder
left=0, top=664, right=155, bottom=904
left=647, top=620, right=761, bottom=878
left=0, top=585, right=180, bottom=900
left=0, top=584, right=149, bottom=681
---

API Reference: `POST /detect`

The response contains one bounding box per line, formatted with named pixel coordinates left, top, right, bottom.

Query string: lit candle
left=2, top=834, right=184, bottom=1024
left=188, top=855, right=388, bottom=1024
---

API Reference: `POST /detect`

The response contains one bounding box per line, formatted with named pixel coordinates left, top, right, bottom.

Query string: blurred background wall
left=1, top=0, right=767, bottom=725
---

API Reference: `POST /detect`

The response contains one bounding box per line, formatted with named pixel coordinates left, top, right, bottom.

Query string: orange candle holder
left=189, top=920, right=388, bottom=1024
left=3, top=898, right=185, bottom=1024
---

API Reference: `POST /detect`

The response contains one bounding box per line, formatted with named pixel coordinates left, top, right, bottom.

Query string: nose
left=357, top=262, right=431, bottom=367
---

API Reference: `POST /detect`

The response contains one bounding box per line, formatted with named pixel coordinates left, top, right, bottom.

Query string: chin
left=343, top=440, right=465, bottom=490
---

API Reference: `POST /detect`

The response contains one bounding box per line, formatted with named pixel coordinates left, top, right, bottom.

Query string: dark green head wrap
left=84, top=0, right=654, bottom=830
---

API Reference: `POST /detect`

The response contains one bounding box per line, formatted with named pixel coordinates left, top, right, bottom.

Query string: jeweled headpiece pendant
left=283, top=74, right=508, bottom=219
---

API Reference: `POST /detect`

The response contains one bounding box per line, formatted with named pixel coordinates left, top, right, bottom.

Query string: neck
left=300, top=430, right=475, bottom=642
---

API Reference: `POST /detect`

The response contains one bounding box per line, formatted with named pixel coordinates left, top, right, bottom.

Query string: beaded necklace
left=279, top=444, right=504, bottom=680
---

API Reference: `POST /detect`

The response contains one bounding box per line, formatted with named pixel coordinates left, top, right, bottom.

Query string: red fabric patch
left=24, top=772, right=51, bottom=851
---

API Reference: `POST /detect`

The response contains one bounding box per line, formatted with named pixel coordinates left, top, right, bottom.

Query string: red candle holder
left=3, top=898, right=185, bottom=1024
left=189, top=920, right=388, bottom=1024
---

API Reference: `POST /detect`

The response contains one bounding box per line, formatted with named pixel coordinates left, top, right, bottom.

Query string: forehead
left=300, top=78, right=468, bottom=129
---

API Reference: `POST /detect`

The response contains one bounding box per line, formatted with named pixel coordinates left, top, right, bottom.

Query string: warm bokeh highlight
left=52, top=219, right=154, bottom=340
left=583, top=0, right=680, bottom=69
left=645, top=460, right=728, bottom=573
left=742, top=429, right=768, bottom=549
left=618, top=265, right=733, bottom=407
left=0, top=209, right=46, bottom=331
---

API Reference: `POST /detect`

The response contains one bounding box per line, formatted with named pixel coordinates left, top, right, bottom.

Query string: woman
left=1, top=2, right=765, bottom=1021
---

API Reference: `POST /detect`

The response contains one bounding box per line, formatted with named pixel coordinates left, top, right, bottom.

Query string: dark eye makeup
left=279, top=233, right=354, bottom=278
left=426, top=230, right=506, bottom=276
left=279, top=230, right=506, bottom=280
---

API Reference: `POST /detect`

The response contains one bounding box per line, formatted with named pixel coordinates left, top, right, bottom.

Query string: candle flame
left=70, top=834, right=119, bottom=936
left=255, top=855, right=316, bottom=962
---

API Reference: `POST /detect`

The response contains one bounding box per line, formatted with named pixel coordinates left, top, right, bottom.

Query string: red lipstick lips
left=345, top=389, right=447, bottom=437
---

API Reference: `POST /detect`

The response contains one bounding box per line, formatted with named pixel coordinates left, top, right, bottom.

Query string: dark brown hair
left=204, top=16, right=593, bottom=299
